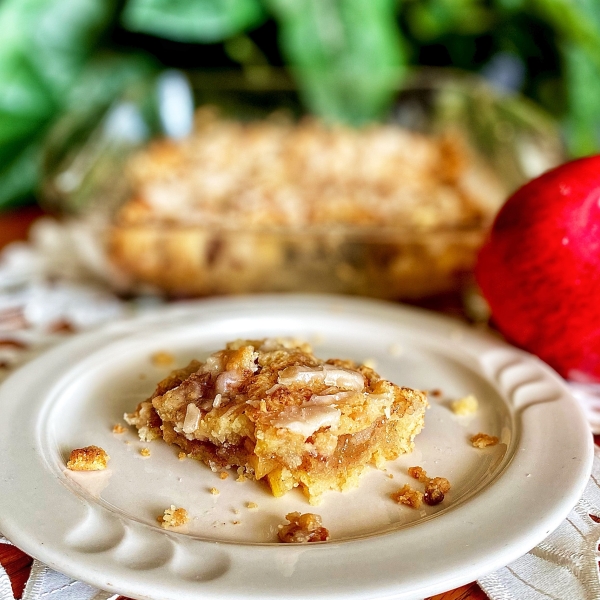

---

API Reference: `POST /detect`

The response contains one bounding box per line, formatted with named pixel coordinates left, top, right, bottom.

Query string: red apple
left=475, top=155, right=600, bottom=382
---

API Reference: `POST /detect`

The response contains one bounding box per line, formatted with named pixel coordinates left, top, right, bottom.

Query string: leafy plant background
left=1, top=0, right=599, bottom=210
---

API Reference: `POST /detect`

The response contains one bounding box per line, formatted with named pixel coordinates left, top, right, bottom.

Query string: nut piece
left=158, top=505, right=189, bottom=528
left=66, top=446, right=110, bottom=471
left=451, top=394, right=479, bottom=416
left=278, top=512, right=330, bottom=543
left=471, top=432, right=499, bottom=448
left=390, top=484, right=423, bottom=508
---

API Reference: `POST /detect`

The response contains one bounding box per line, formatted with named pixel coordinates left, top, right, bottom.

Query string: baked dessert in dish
left=125, top=338, right=428, bottom=504
left=108, top=110, right=506, bottom=299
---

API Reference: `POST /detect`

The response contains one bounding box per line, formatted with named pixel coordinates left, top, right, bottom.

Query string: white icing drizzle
left=215, top=369, right=244, bottom=395
left=277, top=365, right=364, bottom=391
left=182, top=403, right=201, bottom=434
left=306, top=391, right=356, bottom=405
left=272, top=405, right=341, bottom=439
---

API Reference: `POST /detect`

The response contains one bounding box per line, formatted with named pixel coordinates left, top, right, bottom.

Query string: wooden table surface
left=0, top=205, right=559, bottom=600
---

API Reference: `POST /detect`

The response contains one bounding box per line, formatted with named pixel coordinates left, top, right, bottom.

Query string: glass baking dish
left=40, top=68, right=564, bottom=300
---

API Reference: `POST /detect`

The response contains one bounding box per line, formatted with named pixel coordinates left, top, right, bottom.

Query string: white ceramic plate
left=0, top=295, right=593, bottom=600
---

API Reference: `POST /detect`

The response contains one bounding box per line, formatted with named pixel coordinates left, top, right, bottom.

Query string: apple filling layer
left=125, top=339, right=428, bottom=504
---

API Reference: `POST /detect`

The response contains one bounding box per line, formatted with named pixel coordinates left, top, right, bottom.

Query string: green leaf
left=0, top=0, right=120, bottom=208
left=562, top=43, right=600, bottom=156
left=267, top=0, right=406, bottom=125
left=121, top=0, right=266, bottom=43
left=0, top=139, right=42, bottom=209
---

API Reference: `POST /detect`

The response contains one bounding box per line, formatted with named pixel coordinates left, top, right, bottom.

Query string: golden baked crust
left=125, top=338, right=428, bottom=504
left=66, top=445, right=110, bottom=471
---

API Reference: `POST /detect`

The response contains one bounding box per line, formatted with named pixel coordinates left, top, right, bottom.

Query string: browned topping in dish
left=470, top=432, right=499, bottom=448
left=66, top=446, right=110, bottom=471
left=390, top=484, right=423, bottom=508
left=278, top=512, right=330, bottom=543
left=108, top=111, right=506, bottom=300
left=125, top=338, right=428, bottom=505
left=158, top=505, right=189, bottom=528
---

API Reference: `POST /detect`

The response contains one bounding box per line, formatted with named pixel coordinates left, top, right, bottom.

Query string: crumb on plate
left=278, top=512, right=330, bottom=543
left=140, top=447, right=151, bottom=457
left=158, top=505, right=188, bottom=528
left=112, top=423, right=127, bottom=434
left=178, top=451, right=186, bottom=460
left=407, top=466, right=451, bottom=506
left=210, top=487, right=220, bottom=495
left=219, top=471, right=229, bottom=480
left=390, top=484, right=423, bottom=508
left=151, top=351, right=175, bottom=367
left=451, top=394, right=479, bottom=416
left=471, top=432, right=499, bottom=448
left=66, top=446, right=110, bottom=471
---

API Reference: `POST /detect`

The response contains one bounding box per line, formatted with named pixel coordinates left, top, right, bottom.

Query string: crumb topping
left=471, top=432, right=499, bottom=448
left=278, top=512, right=330, bottom=543
left=66, top=446, right=110, bottom=471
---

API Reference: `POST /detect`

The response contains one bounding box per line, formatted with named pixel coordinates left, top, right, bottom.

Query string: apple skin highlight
left=475, top=155, right=600, bottom=382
